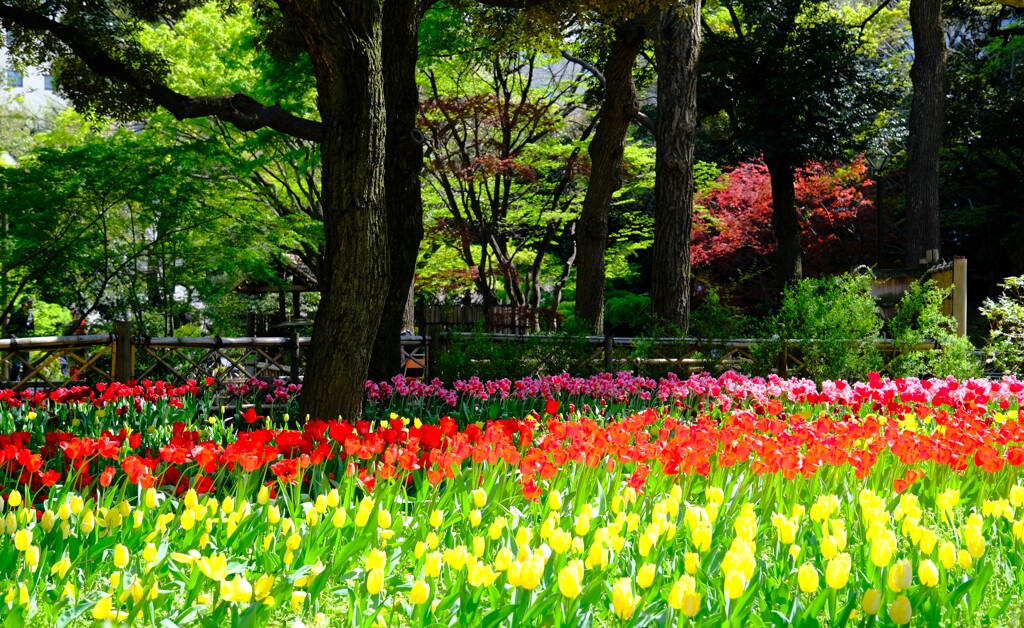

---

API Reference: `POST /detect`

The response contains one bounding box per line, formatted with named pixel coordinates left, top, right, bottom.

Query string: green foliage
left=774, top=271, right=884, bottom=381
left=980, top=276, right=1024, bottom=376
left=689, top=286, right=749, bottom=340
left=887, top=280, right=981, bottom=379
left=433, top=321, right=600, bottom=382
left=699, top=0, right=889, bottom=165
left=32, top=300, right=71, bottom=337
left=603, top=291, right=651, bottom=336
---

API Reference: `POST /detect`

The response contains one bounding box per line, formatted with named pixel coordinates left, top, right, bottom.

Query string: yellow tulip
left=493, top=547, right=514, bottom=572
left=51, top=555, right=72, bottom=579
left=957, top=549, right=972, bottom=570
left=825, top=553, right=851, bottom=589
left=889, top=594, right=912, bottom=625
left=410, top=579, right=429, bottom=604
left=366, top=548, right=387, bottom=571
left=197, top=553, right=228, bottom=582
left=919, top=559, right=939, bottom=587
left=724, top=571, right=746, bottom=599
left=471, top=488, right=487, bottom=508
left=548, top=491, right=563, bottom=511
left=220, top=575, right=253, bottom=604
left=684, top=552, right=700, bottom=574
left=550, top=529, right=572, bottom=555
left=81, top=510, right=95, bottom=534
left=862, top=588, right=882, bottom=615
left=24, top=545, right=39, bottom=569
left=518, top=554, right=544, bottom=590
left=612, top=578, right=637, bottom=619
left=939, top=542, right=956, bottom=569
left=798, top=563, right=819, bottom=594
left=254, top=574, right=275, bottom=601
left=92, top=596, right=113, bottom=620
left=14, top=529, right=30, bottom=552
left=430, top=509, right=444, bottom=528
left=468, top=560, right=499, bottom=587
left=113, top=544, right=130, bottom=569
left=887, top=559, right=913, bottom=592
left=7, top=491, right=21, bottom=508
left=469, top=509, right=482, bottom=527
left=40, top=510, right=55, bottom=533
left=557, top=560, right=584, bottom=599
left=637, top=563, right=656, bottom=589
left=366, top=568, right=384, bottom=595
left=290, top=590, right=307, bottom=613
left=425, top=551, right=443, bottom=578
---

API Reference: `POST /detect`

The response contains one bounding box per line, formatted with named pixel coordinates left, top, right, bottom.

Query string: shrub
left=774, top=271, right=883, bottom=381
left=980, top=275, right=1024, bottom=376
left=887, top=279, right=981, bottom=379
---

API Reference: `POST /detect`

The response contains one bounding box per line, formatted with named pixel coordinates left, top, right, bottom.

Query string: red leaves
left=692, top=156, right=876, bottom=305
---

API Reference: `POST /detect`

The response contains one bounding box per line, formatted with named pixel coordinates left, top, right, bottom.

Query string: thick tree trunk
left=294, top=6, right=388, bottom=421
left=764, top=154, right=802, bottom=291
left=574, top=19, right=650, bottom=334
left=650, top=1, right=701, bottom=333
left=368, top=0, right=425, bottom=383
left=905, top=0, right=946, bottom=268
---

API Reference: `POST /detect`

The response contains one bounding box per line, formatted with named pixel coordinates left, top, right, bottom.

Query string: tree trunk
left=905, top=0, right=946, bottom=268
left=650, top=1, right=701, bottom=333
left=368, top=0, right=425, bottom=383
left=573, top=18, right=650, bottom=334
left=295, top=6, right=388, bottom=421
left=764, top=154, right=802, bottom=291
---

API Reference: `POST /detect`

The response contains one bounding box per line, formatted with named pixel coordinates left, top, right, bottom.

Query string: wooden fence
left=0, top=325, right=941, bottom=392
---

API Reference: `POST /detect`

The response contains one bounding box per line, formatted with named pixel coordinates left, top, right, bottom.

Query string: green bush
left=604, top=291, right=651, bottom=336
left=980, top=275, right=1024, bottom=376
left=887, top=279, right=981, bottom=379
left=432, top=321, right=601, bottom=382
left=774, top=271, right=883, bottom=381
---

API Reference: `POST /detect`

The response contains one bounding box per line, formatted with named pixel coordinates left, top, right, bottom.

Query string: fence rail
left=0, top=325, right=946, bottom=392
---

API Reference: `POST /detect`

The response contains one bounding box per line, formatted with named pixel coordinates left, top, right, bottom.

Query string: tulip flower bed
left=1, top=373, right=1024, bottom=626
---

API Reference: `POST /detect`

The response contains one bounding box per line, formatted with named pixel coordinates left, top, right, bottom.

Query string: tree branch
left=858, top=0, right=896, bottom=41
left=560, top=50, right=654, bottom=133
left=0, top=4, right=324, bottom=142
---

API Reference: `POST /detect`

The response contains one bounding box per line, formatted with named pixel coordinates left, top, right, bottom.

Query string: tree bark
left=764, top=154, right=802, bottom=291
left=368, top=0, right=426, bottom=383
left=650, top=1, right=701, bottom=333
left=287, top=2, right=389, bottom=421
left=905, top=0, right=946, bottom=268
left=573, top=18, right=651, bottom=334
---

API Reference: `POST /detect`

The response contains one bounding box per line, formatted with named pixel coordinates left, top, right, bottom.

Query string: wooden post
left=292, top=291, right=301, bottom=321
left=604, top=335, right=614, bottom=372
left=953, top=257, right=967, bottom=337
left=112, top=320, right=134, bottom=383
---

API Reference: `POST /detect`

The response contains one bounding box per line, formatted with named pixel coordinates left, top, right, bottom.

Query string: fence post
left=604, top=335, right=614, bottom=372
left=953, top=257, right=967, bottom=337
left=290, top=331, right=301, bottom=383
left=112, top=320, right=134, bottom=383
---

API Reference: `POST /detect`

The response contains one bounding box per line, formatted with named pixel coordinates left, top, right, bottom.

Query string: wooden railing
left=0, top=324, right=945, bottom=392
left=432, top=333, right=942, bottom=376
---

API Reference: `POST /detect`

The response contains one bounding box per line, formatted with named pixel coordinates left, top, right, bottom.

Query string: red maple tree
left=692, top=156, right=878, bottom=307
